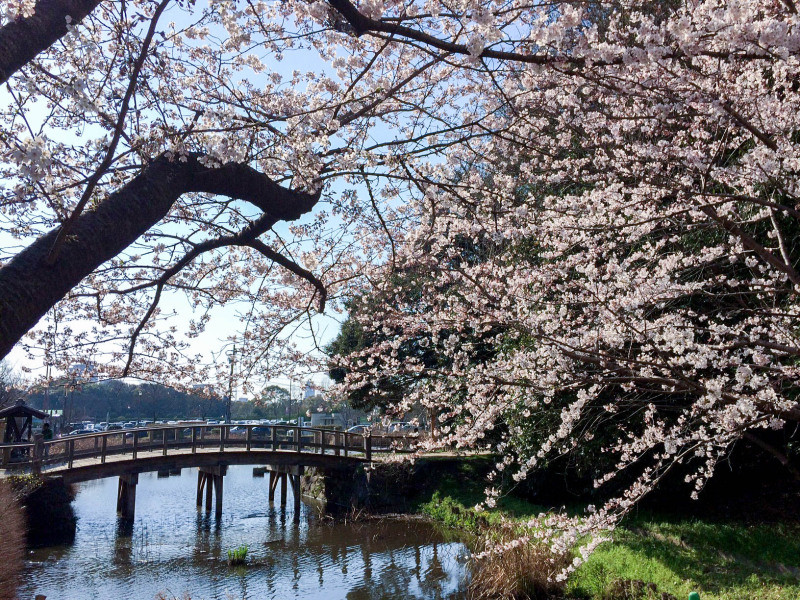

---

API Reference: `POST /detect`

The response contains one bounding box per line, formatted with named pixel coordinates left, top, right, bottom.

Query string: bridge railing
left=0, top=424, right=418, bottom=473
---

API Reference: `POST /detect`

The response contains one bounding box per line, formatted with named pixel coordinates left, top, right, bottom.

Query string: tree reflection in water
left=21, top=467, right=468, bottom=600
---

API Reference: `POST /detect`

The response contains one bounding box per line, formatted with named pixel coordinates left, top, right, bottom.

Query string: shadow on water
left=20, top=466, right=468, bottom=600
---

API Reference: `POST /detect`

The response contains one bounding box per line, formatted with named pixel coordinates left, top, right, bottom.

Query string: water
left=20, top=466, right=469, bottom=600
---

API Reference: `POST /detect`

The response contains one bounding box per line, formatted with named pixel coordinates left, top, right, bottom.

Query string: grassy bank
left=412, top=456, right=800, bottom=600
left=569, top=517, right=800, bottom=600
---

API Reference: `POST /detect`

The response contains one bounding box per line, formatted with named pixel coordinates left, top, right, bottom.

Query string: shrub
left=422, top=492, right=484, bottom=531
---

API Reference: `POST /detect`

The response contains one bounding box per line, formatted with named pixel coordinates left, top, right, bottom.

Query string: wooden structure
left=0, top=399, right=48, bottom=464
left=117, top=473, right=138, bottom=520
left=197, top=465, right=226, bottom=517
left=0, top=423, right=415, bottom=522
left=266, top=465, right=304, bottom=522
left=0, top=399, right=48, bottom=443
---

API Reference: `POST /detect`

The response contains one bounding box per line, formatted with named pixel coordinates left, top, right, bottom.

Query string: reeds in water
left=227, top=545, right=248, bottom=566
left=468, top=532, right=569, bottom=600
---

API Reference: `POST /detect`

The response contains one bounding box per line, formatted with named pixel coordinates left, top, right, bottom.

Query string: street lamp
left=225, top=345, right=237, bottom=424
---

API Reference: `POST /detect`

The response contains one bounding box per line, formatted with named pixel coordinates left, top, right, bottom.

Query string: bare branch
left=247, top=239, right=327, bottom=312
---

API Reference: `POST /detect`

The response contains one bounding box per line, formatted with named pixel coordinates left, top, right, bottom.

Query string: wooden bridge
left=0, top=423, right=415, bottom=523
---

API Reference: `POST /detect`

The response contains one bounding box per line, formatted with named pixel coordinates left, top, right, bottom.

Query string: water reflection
left=21, top=466, right=468, bottom=600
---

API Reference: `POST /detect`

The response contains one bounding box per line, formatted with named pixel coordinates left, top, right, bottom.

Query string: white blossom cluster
left=328, top=0, right=800, bottom=574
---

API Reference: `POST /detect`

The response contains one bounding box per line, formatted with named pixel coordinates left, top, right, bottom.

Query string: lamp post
left=225, top=345, right=237, bottom=424
left=64, top=376, right=78, bottom=432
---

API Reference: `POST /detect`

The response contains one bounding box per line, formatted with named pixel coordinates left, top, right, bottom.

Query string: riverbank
left=401, top=455, right=800, bottom=600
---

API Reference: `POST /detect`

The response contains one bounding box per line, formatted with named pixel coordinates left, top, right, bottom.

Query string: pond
left=19, top=466, right=469, bottom=600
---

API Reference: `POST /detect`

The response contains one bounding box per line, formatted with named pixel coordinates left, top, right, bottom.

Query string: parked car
left=388, top=422, right=415, bottom=433
left=125, top=430, right=149, bottom=439
left=346, top=425, right=369, bottom=434
left=106, top=423, right=123, bottom=431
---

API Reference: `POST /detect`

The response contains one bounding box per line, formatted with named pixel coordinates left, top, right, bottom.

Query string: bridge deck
left=0, top=423, right=417, bottom=483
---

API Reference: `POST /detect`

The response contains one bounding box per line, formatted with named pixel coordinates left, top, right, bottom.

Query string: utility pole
left=44, top=364, right=50, bottom=413
left=226, top=345, right=237, bottom=424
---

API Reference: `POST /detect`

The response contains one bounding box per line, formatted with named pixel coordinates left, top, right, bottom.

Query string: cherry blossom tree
left=2, top=0, right=800, bottom=575
left=0, top=360, right=22, bottom=407
left=331, top=0, right=800, bottom=573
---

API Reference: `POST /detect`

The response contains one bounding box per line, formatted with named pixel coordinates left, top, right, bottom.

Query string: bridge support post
left=268, top=471, right=278, bottom=502
left=214, top=473, right=223, bottom=518
left=197, top=466, right=227, bottom=517
left=280, top=472, right=287, bottom=507
left=117, top=473, right=138, bottom=521
left=196, top=471, right=205, bottom=508
left=205, top=472, right=213, bottom=510
left=291, top=466, right=304, bottom=523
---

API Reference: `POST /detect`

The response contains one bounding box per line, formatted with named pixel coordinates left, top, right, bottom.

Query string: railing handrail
left=0, top=422, right=417, bottom=444
left=1, top=423, right=416, bottom=472
left=2, top=423, right=364, bottom=442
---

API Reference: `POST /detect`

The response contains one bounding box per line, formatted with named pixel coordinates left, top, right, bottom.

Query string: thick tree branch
left=0, top=0, right=102, bottom=85
left=0, top=153, right=320, bottom=359
left=327, top=0, right=578, bottom=66
left=326, top=0, right=770, bottom=67
left=46, top=0, right=171, bottom=265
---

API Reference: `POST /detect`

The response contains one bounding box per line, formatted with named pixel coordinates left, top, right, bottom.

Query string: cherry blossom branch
left=700, top=204, right=800, bottom=286
left=46, top=0, right=171, bottom=265
left=0, top=153, right=320, bottom=359
left=327, top=0, right=599, bottom=66
left=326, top=0, right=771, bottom=66
left=721, top=101, right=777, bottom=151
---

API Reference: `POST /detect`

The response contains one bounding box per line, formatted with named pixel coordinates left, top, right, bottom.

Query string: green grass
left=413, top=457, right=800, bottom=600
left=410, top=455, right=546, bottom=520
left=569, top=517, right=800, bottom=600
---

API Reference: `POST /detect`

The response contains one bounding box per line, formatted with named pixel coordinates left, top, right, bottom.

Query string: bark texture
left=0, top=153, right=319, bottom=359
left=0, top=0, right=102, bottom=84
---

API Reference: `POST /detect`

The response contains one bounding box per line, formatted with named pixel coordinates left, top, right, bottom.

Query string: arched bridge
left=0, top=424, right=416, bottom=523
